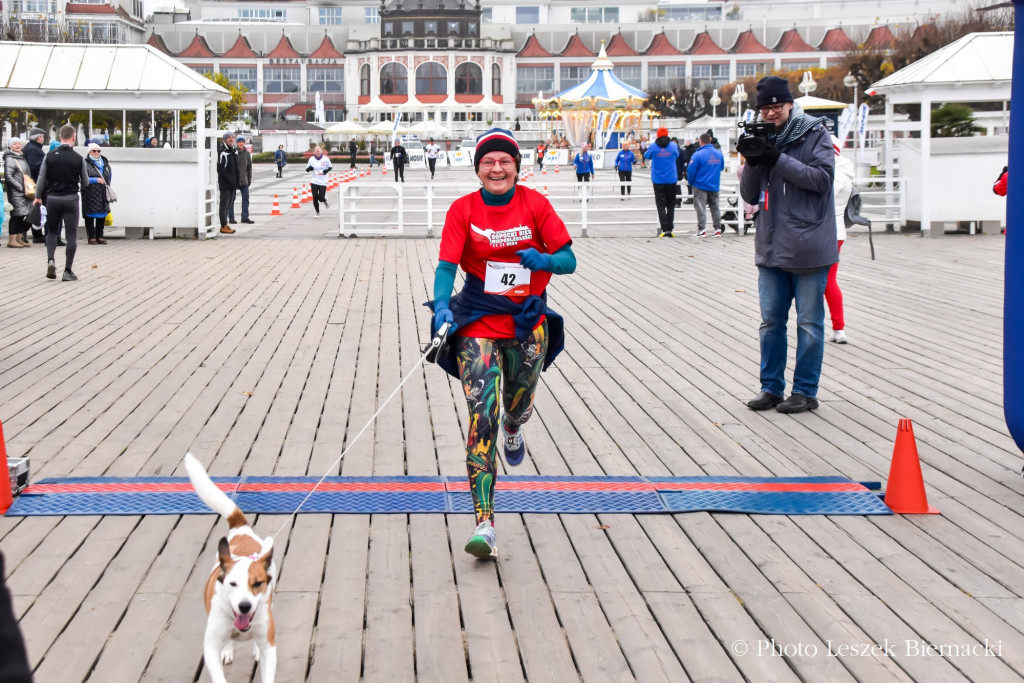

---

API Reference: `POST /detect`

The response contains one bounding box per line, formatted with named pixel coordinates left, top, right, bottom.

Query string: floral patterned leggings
left=455, top=322, right=548, bottom=525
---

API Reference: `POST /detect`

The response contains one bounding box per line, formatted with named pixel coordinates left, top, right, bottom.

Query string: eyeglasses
left=478, top=158, right=516, bottom=170
left=758, top=104, right=788, bottom=116
left=90, top=149, right=101, bottom=153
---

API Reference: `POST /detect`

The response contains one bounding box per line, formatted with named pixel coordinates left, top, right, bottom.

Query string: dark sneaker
left=241, top=218, right=255, bottom=224
left=62, top=270, right=77, bottom=281
left=228, top=218, right=237, bottom=224
left=776, top=393, right=819, bottom=414
left=46, top=260, right=56, bottom=279
left=693, top=230, right=707, bottom=238
left=746, top=391, right=783, bottom=410
left=464, top=521, right=497, bottom=558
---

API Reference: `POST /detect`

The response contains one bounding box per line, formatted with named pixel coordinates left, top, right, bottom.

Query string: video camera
left=736, top=121, right=776, bottom=157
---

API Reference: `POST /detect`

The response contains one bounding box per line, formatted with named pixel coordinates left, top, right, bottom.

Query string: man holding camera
left=739, top=76, right=837, bottom=414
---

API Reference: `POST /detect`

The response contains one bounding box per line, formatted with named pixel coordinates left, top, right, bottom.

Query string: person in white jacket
left=827, top=135, right=855, bottom=344
left=305, top=145, right=332, bottom=218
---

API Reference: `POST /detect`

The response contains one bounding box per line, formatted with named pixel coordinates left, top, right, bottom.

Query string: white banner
left=408, top=150, right=426, bottom=169
left=435, top=151, right=449, bottom=167
left=520, top=149, right=534, bottom=166
left=543, top=149, right=569, bottom=166
left=591, top=149, right=607, bottom=169
left=448, top=150, right=472, bottom=167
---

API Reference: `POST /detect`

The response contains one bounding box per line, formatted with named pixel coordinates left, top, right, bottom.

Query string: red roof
left=817, top=28, right=855, bottom=52
left=178, top=33, right=215, bottom=58
left=65, top=2, right=116, bottom=13
left=517, top=33, right=552, bottom=58
left=730, top=30, right=769, bottom=54
left=222, top=34, right=258, bottom=59
left=643, top=32, right=683, bottom=56
left=605, top=33, right=638, bottom=57
left=560, top=32, right=595, bottom=58
left=774, top=29, right=816, bottom=53
left=267, top=34, right=301, bottom=58
left=688, top=31, right=727, bottom=55
left=146, top=33, right=172, bottom=55
left=863, top=26, right=894, bottom=49
left=309, top=34, right=343, bottom=59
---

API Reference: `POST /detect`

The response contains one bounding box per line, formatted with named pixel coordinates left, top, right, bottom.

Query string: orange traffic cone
left=554, top=164, right=560, bottom=174
left=382, top=164, right=387, bottom=175
left=0, top=418, right=12, bottom=514
left=884, top=419, right=940, bottom=514
left=542, top=166, right=547, bottom=175
left=302, top=184, right=311, bottom=203
left=290, top=187, right=301, bottom=209
left=542, top=185, right=548, bottom=196
left=270, top=194, right=281, bottom=216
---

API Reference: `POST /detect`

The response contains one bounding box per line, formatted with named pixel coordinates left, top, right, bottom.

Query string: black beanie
left=755, top=76, right=794, bottom=108
left=474, top=128, right=520, bottom=172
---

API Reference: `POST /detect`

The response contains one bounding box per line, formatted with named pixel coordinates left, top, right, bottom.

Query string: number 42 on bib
left=484, top=261, right=531, bottom=297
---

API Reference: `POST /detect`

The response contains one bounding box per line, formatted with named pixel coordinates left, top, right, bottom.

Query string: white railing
left=334, top=173, right=906, bottom=238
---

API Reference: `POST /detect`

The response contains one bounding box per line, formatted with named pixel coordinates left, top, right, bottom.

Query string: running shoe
left=832, top=330, right=848, bottom=344
left=693, top=230, right=707, bottom=238
left=46, top=260, right=56, bottom=279
left=714, top=231, right=722, bottom=238
left=502, top=420, right=526, bottom=466
left=465, top=521, right=496, bottom=558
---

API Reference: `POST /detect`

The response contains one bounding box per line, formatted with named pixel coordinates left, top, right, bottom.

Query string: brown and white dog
left=184, top=453, right=277, bottom=683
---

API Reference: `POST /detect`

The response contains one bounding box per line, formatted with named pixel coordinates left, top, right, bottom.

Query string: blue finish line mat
left=5, top=475, right=892, bottom=517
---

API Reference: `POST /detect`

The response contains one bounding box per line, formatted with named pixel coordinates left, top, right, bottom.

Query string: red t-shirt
left=439, top=186, right=571, bottom=338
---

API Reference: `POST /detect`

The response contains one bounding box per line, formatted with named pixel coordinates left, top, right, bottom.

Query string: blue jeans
left=757, top=266, right=829, bottom=398
left=229, top=185, right=249, bottom=220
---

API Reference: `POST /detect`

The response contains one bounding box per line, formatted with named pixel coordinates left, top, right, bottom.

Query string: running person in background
left=305, top=145, right=332, bottom=219
left=429, top=128, right=576, bottom=559
left=425, top=138, right=441, bottom=179
left=614, top=141, right=636, bottom=198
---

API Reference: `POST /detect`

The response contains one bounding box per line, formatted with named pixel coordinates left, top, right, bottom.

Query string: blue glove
left=516, top=248, right=552, bottom=272
left=434, top=300, right=455, bottom=331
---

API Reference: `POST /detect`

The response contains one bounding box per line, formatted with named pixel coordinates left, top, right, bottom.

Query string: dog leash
left=273, top=322, right=452, bottom=538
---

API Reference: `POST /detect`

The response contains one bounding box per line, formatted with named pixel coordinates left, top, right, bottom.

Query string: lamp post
left=731, top=83, right=747, bottom=121
left=798, top=70, right=817, bottom=97
left=843, top=71, right=859, bottom=160
left=709, top=89, right=721, bottom=120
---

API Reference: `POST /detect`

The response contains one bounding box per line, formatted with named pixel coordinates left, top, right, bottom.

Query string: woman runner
left=429, top=128, right=577, bottom=558
left=305, top=145, right=332, bottom=218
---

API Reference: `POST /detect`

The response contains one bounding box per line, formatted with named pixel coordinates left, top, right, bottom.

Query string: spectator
left=739, top=76, right=837, bottom=414
left=687, top=132, right=725, bottom=237
left=639, top=137, right=649, bottom=167
left=23, top=128, right=46, bottom=242
left=348, top=139, right=358, bottom=169
left=827, top=135, right=855, bottom=344
left=231, top=136, right=254, bottom=225
left=34, top=123, right=89, bottom=281
left=3, top=138, right=33, bottom=248
left=274, top=144, right=286, bottom=178
left=994, top=165, right=1008, bottom=197
left=305, top=144, right=332, bottom=218
left=673, top=138, right=686, bottom=208
left=217, top=132, right=238, bottom=234
left=681, top=138, right=699, bottom=203
left=614, top=141, right=635, bottom=198
left=389, top=140, right=407, bottom=182
left=425, top=138, right=441, bottom=180
left=643, top=126, right=680, bottom=238
left=82, top=142, right=113, bottom=244
left=537, top=140, right=546, bottom=171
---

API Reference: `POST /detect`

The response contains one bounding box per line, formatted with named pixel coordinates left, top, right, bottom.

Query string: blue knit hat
left=474, top=128, right=520, bottom=172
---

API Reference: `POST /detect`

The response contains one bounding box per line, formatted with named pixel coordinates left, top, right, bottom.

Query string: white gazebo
left=0, top=42, right=231, bottom=238
left=871, top=32, right=1012, bottom=235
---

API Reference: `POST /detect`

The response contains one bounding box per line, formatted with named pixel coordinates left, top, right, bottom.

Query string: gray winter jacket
left=237, top=147, right=252, bottom=187
left=3, top=150, right=33, bottom=217
left=740, top=119, right=838, bottom=270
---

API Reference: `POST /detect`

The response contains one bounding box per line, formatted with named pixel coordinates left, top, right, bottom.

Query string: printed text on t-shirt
left=470, top=223, right=534, bottom=248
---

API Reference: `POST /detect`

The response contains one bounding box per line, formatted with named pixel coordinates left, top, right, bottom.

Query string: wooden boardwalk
left=1, top=195, right=1021, bottom=682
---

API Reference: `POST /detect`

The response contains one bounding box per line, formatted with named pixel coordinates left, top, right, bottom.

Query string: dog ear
left=217, top=537, right=233, bottom=581
left=259, top=537, right=274, bottom=570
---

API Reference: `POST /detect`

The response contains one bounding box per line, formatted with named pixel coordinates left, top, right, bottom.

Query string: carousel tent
left=534, top=42, right=651, bottom=149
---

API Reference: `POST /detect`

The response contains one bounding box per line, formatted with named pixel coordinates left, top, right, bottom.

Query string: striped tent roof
left=546, top=42, right=646, bottom=103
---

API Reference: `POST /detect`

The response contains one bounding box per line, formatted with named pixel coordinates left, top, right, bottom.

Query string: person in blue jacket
left=273, top=145, right=286, bottom=178
left=687, top=132, right=725, bottom=237
left=614, top=141, right=636, bottom=198
left=573, top=143, right=594, bottom=182
left=643, top=127, right=680, bottom=237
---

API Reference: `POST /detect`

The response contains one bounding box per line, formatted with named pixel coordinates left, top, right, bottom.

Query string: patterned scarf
left=769, top=112, right=826, bottom=149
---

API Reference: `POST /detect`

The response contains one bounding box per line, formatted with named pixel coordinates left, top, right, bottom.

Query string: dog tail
left=184, top=452, right=246, bottom=525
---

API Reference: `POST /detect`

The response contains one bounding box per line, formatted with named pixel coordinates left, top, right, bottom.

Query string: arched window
left=415, top=61, right=447, bottom=95
left=491, top=63, right=501, bottom=97
left=360, top=64, right=371, bottom=97
left=455, top=62, right=483, bottom=95
left=380, top=62, right=408, bottom=95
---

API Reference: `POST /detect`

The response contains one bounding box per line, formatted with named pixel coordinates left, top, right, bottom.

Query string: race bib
left=484, top=261, right=531, bottom=297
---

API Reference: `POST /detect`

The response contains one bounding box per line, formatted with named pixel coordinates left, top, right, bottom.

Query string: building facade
left=2, top=0, right=145, bottom=43
left=138, top=0, right=958, bottom=129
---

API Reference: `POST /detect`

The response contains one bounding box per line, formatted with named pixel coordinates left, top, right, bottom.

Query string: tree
left=205, top=72, right=248, bottom=126
left=841, top=5, right=1013, bottom=112
left=644, top=82, right=717, bottom=121
left=931, top=103, right=984, bottom=137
